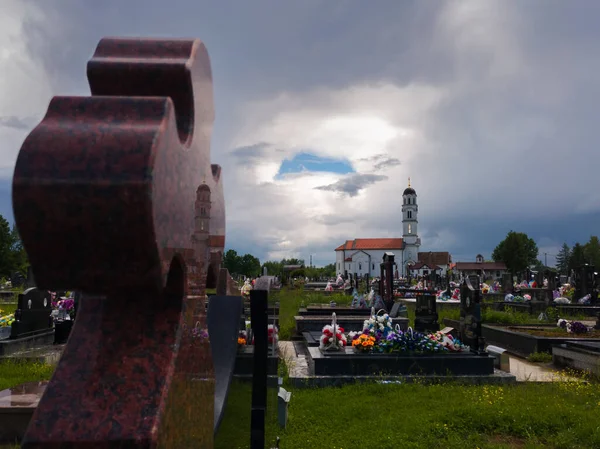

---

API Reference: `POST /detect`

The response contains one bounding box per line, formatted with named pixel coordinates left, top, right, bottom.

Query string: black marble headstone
left=207, top=294, right=243, bottom=434
left=10, top=287, right=53, bottom=339
left=414, top=293, right=439, bottom=332
left=10, top=272, right=26, bottom=288
left=459, top=276, right=485, bottom=353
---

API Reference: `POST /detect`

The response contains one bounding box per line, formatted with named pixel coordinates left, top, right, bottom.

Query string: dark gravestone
left=207, top=295, right=243, bottom=434
left=10, top=288, right=53, bottom=339
left=535, top=271, right=544, bottom=289
left=14, top=38, right=223, bottom=447
left=250, top=289, right=269, bottom=449
left=380, top=252, right=395, bottom=312
left=10, top=272, right=25, bottom=288
left=502, top=273, right=513, bottom=294
left=413, top=293, right=439, bottom=333
left=460, top=276, right=485, bottom=353
left=575, top=264, right=596, bottom=304
left=389, top=302, right=401, bottom=318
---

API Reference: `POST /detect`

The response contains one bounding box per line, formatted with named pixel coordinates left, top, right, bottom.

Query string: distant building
left=408, top=262, right=442, bottom=277
left=334, top=180, right=423, bottom=277
left=453, top=254, right=507, bottom=280
left=418, top=252, right=452, bottom=273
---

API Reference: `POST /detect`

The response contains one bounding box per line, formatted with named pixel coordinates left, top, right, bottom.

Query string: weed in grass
left=527, top=352, right=553, bottom=363
left=0, top=359, right=55, bottom=391
left=215, top=380, right=600, bottom=448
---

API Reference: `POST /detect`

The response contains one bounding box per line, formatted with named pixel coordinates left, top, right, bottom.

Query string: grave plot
left=291, top=275, right=511, bottom=384
left=444, top=315, right=600, bottom=358
left=553, top=341, right=600, bottom=376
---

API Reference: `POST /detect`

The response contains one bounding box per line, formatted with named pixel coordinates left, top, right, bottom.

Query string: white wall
left=335, top=248, right=404, bottom=277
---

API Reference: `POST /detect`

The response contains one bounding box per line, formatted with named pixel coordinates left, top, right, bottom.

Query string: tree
left=222, top=249, right=240, bottom=275
left=584, top=236, right=600, bottom=269
left=491, top=231, right=538, bottom=275
left=568, top=243, right=587, bottom=272
left=222, top=249, right=261, bottom=277
left=555, top=243, right=571, bottom=274
left=238, top=253, right=261, bottom=278
left=9, top=224, right=29, bottom=276
left=0, top=216, right=15, bottom=278
left=281, top=258, right=304, bottom=267
left=261, top=260, right=283, bottom=277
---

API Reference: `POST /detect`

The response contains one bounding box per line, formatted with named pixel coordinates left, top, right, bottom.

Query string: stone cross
left=13, top=37, right=223, bottom=447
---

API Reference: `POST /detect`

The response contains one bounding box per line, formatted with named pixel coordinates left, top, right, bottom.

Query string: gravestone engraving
left=13, top=37, right=226, bottom=447
left=460, top=275, right=485, bottom=353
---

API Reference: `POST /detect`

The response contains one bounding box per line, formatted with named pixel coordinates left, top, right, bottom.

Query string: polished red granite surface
left=0, top=382, right=48, bottom=408
left=13, top=38, right=221, bottom=448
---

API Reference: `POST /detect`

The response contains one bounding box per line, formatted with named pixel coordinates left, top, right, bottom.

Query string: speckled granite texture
left=13, top=37, right=222, bottom=448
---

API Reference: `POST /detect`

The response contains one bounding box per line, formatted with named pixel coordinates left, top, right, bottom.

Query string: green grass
left=216, top=379, right=600, bottom=449
left=0, top=360, right=55, bottom=391
left=270, top=288, right=350, bottom=340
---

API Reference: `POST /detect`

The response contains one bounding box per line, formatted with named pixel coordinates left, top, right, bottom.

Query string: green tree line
left=222, top=249, right=336, bottom=279
left=491, top=230, right=600, bottom=276
left=554, top=236, right=600, bottom=274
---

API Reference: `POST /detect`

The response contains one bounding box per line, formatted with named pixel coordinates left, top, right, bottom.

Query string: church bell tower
left=402, top=178, right=420, bottom=267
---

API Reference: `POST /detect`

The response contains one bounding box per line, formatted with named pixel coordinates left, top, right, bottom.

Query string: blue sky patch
left=276, top=152, right=354, bottom=179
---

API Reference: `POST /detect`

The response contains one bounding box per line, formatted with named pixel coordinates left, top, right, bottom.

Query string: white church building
left=334, top=180, right=422, bottom=277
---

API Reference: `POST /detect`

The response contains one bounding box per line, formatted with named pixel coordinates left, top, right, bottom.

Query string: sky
left=1, top=0, right=599, bottom=268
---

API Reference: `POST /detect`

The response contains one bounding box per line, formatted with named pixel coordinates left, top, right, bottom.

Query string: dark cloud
left=358, top=154, right=402, bottom=170
left=315, top=173, right=388, bottom=197
left=3, top=0, right=600, bottom=268
left=230, top=143, right=270, bottom=163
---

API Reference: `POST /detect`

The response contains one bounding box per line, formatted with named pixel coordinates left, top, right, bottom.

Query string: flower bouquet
left=362, top=309, right=394, bottom=340
left=268, top=324, right=279, bottom=345
left=238, top=330, right=248, bottom=349
left=558, top=319, right=589, bottom=334
left=427, top=331, right=469, bottom=352
left=319, top=313, right=347, bottom=352
left=351, top=334, right=376, bottom=352
left=382, top=328, right=445, bottom=353
left=0, top=310, right=14, bottom=340
left=51, top=294, right=75, bottom=322
left=240, top=279, right=253, bottom=298
left=191, top=322, right=209, bottom=341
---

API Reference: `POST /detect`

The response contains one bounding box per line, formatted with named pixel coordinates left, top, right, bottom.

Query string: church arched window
left=407, top=211, right=412, bottom=219
left=408, top=224, right=412, bottom=234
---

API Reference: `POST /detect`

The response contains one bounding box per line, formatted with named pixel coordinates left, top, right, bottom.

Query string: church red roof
left=335, top=238, right=403, bottom=251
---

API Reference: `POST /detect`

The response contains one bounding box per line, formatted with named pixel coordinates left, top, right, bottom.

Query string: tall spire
left=408, top=177, right=411, bottom=188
